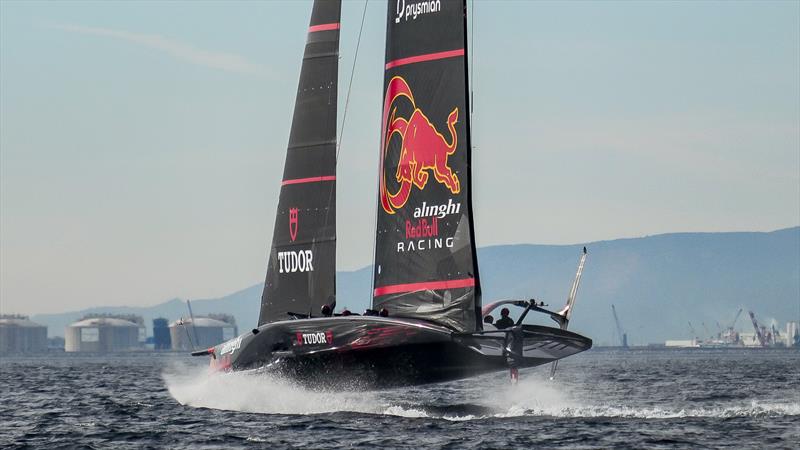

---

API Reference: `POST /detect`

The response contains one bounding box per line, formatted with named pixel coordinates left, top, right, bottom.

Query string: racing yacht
left=194, top=0, right=591, bottom=388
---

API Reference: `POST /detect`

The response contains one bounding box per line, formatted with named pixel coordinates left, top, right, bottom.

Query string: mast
left=372, top=0, right=480, bottom=332
left=259, top=0, right=341, bottom=326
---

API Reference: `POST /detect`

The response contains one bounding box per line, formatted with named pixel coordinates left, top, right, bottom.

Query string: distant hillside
left=33, top=227, right=799, bottom=345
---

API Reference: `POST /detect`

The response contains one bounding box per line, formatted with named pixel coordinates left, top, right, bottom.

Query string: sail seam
left=282, top=175, right=336, bottom=186
left=373, top=278, right=475, bottom=297
left=288, top=140, right=336, bottom=151
left=385, top=49, right=465, bottom=70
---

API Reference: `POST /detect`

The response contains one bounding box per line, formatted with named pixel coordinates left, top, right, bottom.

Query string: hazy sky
left=1, top=1, right=798, bottom=315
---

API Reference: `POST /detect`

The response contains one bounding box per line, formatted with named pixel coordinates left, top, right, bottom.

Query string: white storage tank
left=65, top=314, right=144, bottom=352
left=0, top=315, right=48, bottom=354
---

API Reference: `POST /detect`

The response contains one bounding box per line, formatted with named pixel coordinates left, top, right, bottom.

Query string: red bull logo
left=379, top=76, right=460, bottom=214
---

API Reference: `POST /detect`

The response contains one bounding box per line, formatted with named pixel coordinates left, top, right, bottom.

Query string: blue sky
left=1, top=0, right=798, bottom=314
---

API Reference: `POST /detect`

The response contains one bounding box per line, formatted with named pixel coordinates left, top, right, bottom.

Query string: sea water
left=1, top=349, right=798, bottom=448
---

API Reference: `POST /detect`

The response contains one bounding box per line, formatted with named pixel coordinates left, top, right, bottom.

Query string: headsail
left=259, top=0, right=341, bottom=326
left=372, top=0, right=480, bottom=332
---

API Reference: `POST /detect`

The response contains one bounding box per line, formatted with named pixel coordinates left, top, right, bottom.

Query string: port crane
left=718, top=308, right=743, bottom=345
left=611, top=304, right=628, bottom=348
left=771, top=323, right=781, bottom=343
left=730, top=308, right=743, bottom=330
left=748, top=311, right=768, bottom=347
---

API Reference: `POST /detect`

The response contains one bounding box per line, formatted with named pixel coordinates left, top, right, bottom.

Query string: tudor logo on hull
left=295, top=331, right=333, bottom=346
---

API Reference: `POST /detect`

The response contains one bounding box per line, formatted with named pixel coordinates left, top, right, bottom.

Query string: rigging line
left=336, top=0, right=369, bottom=161
left=470, top=0, right=474, bottom=116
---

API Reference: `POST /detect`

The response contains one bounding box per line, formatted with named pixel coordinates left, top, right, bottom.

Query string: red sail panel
left=372, top=0, right=481, bottom=332
left=259, top=0, right=341, bottom=326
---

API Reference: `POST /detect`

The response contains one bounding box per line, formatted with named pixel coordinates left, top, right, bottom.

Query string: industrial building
left=169, top=314, right=237, bottom=351
left=153, top=318, right=171, bottom=350
left=0, top=315, right=47, bottom=353
left=65, top=314, right=145, bottom=352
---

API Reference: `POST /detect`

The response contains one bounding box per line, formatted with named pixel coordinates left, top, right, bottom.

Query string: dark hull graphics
left=206, top=317, right=592, bottom=389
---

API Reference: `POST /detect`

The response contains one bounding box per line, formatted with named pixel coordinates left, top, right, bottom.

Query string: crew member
left=495, top=308, right=515, bottom=329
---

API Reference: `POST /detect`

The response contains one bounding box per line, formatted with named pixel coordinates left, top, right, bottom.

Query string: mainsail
left=372, top=0, right=480, bottom=332
left=259, top=0, right=341, bottom=326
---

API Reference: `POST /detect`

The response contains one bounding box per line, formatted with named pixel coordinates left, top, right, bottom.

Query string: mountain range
left=32, top=227, right=799, bottom=345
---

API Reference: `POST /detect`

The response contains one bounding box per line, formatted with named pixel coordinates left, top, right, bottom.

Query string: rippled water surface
left=1, top=349, right=798, bottom=448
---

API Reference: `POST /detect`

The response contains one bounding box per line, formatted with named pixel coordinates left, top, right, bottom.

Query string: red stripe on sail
left=373, top=278, right=475, bottom=297
left=281, top=175, right=336, bottom=186
left=308, top=23, right=340, bottom=33
left=385, top=49, right=465, bottom=70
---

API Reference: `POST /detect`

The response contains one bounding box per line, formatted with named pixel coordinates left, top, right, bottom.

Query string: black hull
left=207, top=317, right=591, bottom=389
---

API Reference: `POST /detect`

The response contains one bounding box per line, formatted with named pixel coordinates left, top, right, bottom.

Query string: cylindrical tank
left=169, top=316, right=238, bottom=351
left=0, top=315, right=47, bottom=353
left=153, top=318, right=171, bottom=350
left=65, top=315, right=144, bottom=352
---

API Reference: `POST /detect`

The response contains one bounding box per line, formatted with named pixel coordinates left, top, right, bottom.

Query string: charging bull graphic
left=380, top=76, right=461, bottom=214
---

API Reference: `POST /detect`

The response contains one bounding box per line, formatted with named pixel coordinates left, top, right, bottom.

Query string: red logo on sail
left=379, top=76, right=461, bottom=214
left=289, top=208, right=299, bottom=242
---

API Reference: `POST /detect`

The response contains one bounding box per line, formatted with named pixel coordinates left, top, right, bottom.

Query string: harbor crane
left=730, top=308, right=743, bottom=330
left=748, top=311, right=768, bottom=347
left=611, top=304, right=628, bottom=348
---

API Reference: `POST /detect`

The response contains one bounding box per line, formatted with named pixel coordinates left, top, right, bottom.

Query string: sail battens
left=374, top=278, right=475, bottom=297
left=287, top=140, right=336, bottom=151
left=281, top=175, right=336, bottom=186
left=384, top=48, right=465, bottom=70
left=308, top=22, right=340, bottom=33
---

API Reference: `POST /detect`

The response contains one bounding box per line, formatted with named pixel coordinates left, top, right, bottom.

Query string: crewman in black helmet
left=495, top=308, right=514, bottom=329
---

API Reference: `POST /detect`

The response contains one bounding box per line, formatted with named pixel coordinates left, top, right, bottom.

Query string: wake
left=163, top=363, right=799, bottom=421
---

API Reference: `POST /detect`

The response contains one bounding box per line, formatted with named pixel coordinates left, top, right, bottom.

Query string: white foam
left=382, top=405, right=429, bottom=418
left=163, top=364, right=799, bottom=421
left=164, top=363, right=384, bottom=415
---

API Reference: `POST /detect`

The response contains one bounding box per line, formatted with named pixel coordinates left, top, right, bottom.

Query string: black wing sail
left=259, top=0, right=341, bottom=326
left=372, top=0, right=480, bottom=332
